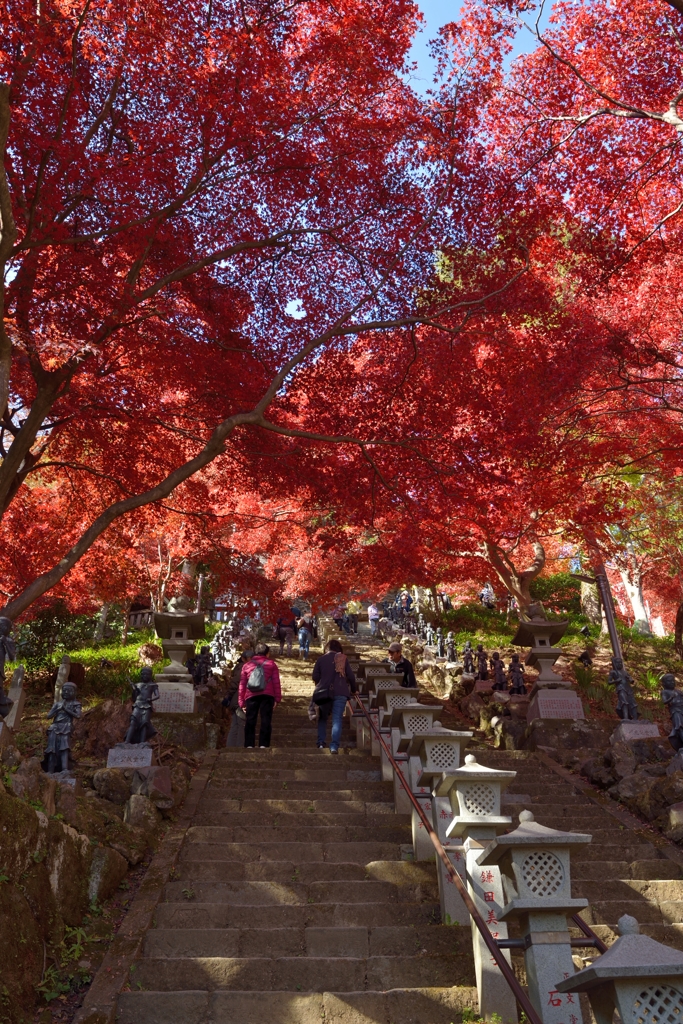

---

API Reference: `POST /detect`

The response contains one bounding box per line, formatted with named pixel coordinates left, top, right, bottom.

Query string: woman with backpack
left=238, top=643, right=282, bottom=748
left=311, top=638, right=357, bottom=753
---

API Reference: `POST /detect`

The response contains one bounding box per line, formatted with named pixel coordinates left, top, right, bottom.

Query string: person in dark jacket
left=386, top=642, right=417, bottom=688
left=311, top=638, right=357, bottom=753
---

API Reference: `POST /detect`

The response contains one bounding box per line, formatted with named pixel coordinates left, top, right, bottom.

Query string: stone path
left=114, top=628, right=683, bottom=1024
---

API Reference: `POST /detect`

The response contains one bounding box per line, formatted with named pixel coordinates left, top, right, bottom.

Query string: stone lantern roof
left=556, top=915, right=683, bottom=992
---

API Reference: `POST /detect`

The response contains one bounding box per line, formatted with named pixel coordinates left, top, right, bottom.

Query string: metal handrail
left=353, top=694, right=543, bottom=1024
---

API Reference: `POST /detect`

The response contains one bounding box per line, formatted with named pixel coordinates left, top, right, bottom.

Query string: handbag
left=312, top=681, right=333, bottom=705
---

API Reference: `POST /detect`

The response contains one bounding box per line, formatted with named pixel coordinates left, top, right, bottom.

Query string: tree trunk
left=429, top=585, right=439, bottom=614
left=94, top=602, right=110, bottom=641
left=580, top=581, right=602, bottom=625
left=121, top=602, right=131, bottom=647
left=482, top=537, right=546, bottom=617
left=675, top=602, right=683, bottom=659
left=619, top=569, right=652, bottom=635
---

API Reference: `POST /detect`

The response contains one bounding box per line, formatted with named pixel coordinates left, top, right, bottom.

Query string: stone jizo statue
left=43, top=681, right=82, bottom=774
left=475, top=643, right=488, bottom=681
left=125, top=668, right=160, bottom=744
left=507, top=654, right=526, bottom=695
left=662, top=674, right=683, bottom=751
left=608, top=656, right=639, bottom=721
left=435, top=628, right=445, bottom=658
left=425, top=623, right=434, bottom=647
left=490, top=652, right=507, bottom=691
left=462, top=641, right=474, bottom=675
left=446, top=632, right=456, bottom=662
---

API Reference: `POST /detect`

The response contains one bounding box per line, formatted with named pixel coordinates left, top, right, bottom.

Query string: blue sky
left=407, top=0, right=549, bottom=93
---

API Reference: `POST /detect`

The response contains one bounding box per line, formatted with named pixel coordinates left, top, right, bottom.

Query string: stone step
left=153, top=901, right=441, bottom=930
left=572, top=860, right=683, bottom=880
left=180, top=841, right=404, bottom=863
left=181, top=825, right=412, bottom=843
left=191, top=812, right=409, bottom=828
left=198, top=799, right=389, bottom=813
left=161, top=877, right=437, bottom=905
left=128, top=953, right=464, bottom=992
left=143, top=923, right=471, bottom=959
left=209, top=770, right=381, bottom=782
left=577, top=878, right=683, bottom=901
left=117, top=986, right=478, bottom=1024
left=206, top=785, right=392, bottom=799
left=584, top=900, right=683, bottom=925
left=173, top=860, right=434, bottom=885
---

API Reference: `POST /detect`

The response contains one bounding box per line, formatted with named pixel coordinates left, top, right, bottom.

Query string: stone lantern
left=555, top=914, right=683, bottom=1024
left=435, top=754, right=518, bottom=1024
left=153, top=609, right=205, bottom=713
left=387, top=704, right=443, bottom=812
left=512, top=616, right=584, bottom=722
left=405, top=729, right=473, bottom=861
left=371, top=688, right=420, bottom=775
left=478, top=810, right=591, bottom=1024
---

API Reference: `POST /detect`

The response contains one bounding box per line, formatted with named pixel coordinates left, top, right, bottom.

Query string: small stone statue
left=490, top=653, right=507, bottom=691
left=125, top=668, right=160, bottom=744
left=196, top=646, right=212, bottom=686
left=475, top=644, right=488, bottom=681
left=662, top=674, right=683, bottom=751
left=436, top=628, right=445, bottom=658
left=608, top=656, right=639, bottom=721
left=508, top=654, right=526, bottom=695
left=425, top=623, right=435, bottom=647
left=0, top=617, right=16, bottom=719
left=42, top=681, right=82, bottom=774
left=446, top=632, right=456, bottom=662
left=417, top=614, right=426, bottom=639
left=462, top=641, right=474, bottom=675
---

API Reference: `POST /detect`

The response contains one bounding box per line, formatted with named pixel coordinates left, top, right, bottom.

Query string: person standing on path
left=367, top=602, right=380, bottom=636
left=311, top=639, right=357, bottom=753
left=386, top=642, right=417, bottom=688
left=275, top=610, right=297, bottom=657
left=346, top=598, right=362, bottom=634
left=239, top=643, right=282, bottom=748
left=297, top=612, right=314, bottom=661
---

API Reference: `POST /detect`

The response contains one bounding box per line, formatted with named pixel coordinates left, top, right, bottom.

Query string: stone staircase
left=114, top=636, right=683, bottom=1024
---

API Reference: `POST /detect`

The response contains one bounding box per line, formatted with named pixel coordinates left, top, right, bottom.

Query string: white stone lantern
left=371, top=688, right=420, bottom=774
left=405, top=729, right=473, bottom=861
left=478, top=810, right=591, bottom=1024
left=555, top=914, right=683, bottom=1024
left=386, top=704, right=443, bottom=811
left=366, top=683, right=418, bottom=757
left=436, top=754, right=518, bottom=1024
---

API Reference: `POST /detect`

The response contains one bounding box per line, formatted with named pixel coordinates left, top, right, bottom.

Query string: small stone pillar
left=406, top=729, right=473, bottom=861
left=555, top=914, right=683, bottom=1024
left=436, top=754, right=518, bottom=1023
left=478, top=809, right=591, bottom=1024
left=388, top=704, right=443, bottom=811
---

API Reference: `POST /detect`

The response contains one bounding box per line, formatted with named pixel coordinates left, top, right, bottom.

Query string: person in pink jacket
left=238, top=643, right=282, bottom=748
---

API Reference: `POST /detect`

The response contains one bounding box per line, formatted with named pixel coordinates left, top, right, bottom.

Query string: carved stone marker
left=107, top=743, right=154, bottom=769
left=155, top=681, right=197, bottom=714
left=54, top=655, right=71, bottom=701
left=611, top=721, right=660, bottom=744
left=5, top=666, right=25, bottom=732
left=527, top=689, right=585, bottom=721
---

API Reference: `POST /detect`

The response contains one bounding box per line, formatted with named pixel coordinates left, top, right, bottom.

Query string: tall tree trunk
left=482, top=537, right=546, bottom=616
left=121, top=602, right=131, bottom=646
left=94, top=602, right=110, bottom=641
left=619, top=569, right=651, bottom=635
left=675, top=602, right=683, bottom=659
left=580, top=581, right=602, bottom=626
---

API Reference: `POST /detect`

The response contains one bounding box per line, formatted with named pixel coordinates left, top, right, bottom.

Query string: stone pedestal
left=438, top=843, right=469, bottom=926
left=154, top=610, right=205, bottom=685
left=466, top=837, right=517, bottom=1024
left=611, top=721, right=660, bottom=744
left=527, top=689, right=585, bottom=721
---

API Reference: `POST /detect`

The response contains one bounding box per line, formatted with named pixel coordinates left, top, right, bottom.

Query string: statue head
left=201, top=646, right=209, bottom=655
left=662, top=673, right=677, bottom=691
left=492, top=652, right=499, bottom=660
left=139, top=667, right=154, bottom=684
left=612, top=656, right=623, bottom=670
left=0, top=617, right=12, bottom=638
left=62, top=682, right=77, bottom=701
left=477, top=644, right=483, bottom=652
left=511, top=654, right=520, bottom=664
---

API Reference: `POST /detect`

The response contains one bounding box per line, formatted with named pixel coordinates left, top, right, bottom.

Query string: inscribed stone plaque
left=528, top=690, right=585, bottom=721
left=107, top=744, right=153, bottom=769
left=611, top=721, right=660, bottom=744
left=155, top=682, right=196, bottom=714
